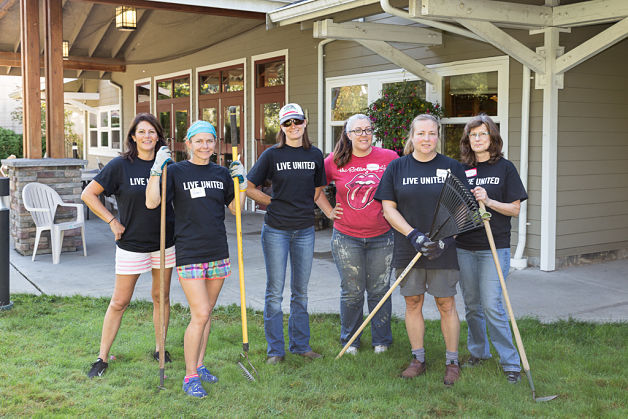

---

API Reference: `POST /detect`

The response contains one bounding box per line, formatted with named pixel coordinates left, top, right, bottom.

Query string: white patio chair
left=22, top=182, right=87, bottom=264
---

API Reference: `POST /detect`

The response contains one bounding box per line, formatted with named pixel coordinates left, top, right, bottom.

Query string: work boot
left=400, top=359, right=426, bottom=379
left=299, top=351, right=322, bottom=360
left=266, top=356, right=285, bottom=365
left=444, top=363, right=461, bottom=386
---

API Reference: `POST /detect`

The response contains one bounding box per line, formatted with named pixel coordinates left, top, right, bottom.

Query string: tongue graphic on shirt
left=346, top=173, right=379, bottom=210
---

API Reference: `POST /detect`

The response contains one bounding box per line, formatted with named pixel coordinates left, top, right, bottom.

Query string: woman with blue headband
left=146, top=120, right=246, bottom=398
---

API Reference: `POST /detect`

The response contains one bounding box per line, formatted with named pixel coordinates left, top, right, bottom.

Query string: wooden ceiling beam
left=0, top=51, right=126, bottom=72
left=74, top=0, right=265, bottom=20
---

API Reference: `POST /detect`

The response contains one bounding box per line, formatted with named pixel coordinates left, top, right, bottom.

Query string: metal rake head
left=429, top=171, right=483, bottom=241
left=238, top=352, right=258, bottom=382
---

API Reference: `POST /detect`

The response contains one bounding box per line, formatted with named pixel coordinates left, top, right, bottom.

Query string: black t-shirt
left=374, top=153, right=468, bottom=270
left=456, top=158, right=527, bottom=250
left=166, top=160, right=235, bottom=266
left=247, top=144, right=326, bottom=230
left=93, top=156, right=174, bottom=252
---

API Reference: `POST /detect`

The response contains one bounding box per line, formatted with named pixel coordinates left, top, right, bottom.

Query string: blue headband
left=186, top=120, right=216, bottom=140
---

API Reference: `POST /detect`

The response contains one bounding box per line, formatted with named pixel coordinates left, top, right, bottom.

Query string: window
left=256, top=59, right=285, bottom=88
left=135, top=79, right=151, bottom=114
left=326, top=69, right=430, bottom=153
left=437, top=56, right=509, bottom=160
left=88, top=106, right=122, bottom=154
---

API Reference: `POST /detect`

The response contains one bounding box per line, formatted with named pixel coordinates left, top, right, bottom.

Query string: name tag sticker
left=436, top=169, right=448, bottom=178
left=366, top=163, right=380, bottom=171
left=465, top=168, right=477, bottom=177
left=190, top=187, right=206, bottom=199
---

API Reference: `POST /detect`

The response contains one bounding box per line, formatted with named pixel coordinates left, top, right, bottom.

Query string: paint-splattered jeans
left=331, top=228, right=393, bottom=348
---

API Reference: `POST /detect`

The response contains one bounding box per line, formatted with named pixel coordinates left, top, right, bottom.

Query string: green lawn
left=0, top=294, right=626, bottom=417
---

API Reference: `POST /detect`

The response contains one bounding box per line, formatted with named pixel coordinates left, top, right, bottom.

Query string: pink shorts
left=115, top=245, right=176, bottom=275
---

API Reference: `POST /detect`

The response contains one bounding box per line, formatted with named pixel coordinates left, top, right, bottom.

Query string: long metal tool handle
left=336, top=251, right=422, bottom=359
left=229, top=106, right=249, bottom=352
left=158, top=165, right=167, bottom=388
left=479, top=203, right=533, bottom=380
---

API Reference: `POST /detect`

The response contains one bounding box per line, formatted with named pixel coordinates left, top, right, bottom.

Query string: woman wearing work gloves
left=246, top=103, right=326, bottom=364
left=456, top=114, right=527, bottom=384
left=315, top=113, right=397, bottom=355
left=374, top=114, right=468, bottom=386
left=146, top=120, right=246, bottom=398
left=82, top=113, right=175, bottom=379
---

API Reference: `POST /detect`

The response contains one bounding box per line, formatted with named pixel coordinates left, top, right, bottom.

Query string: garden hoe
left=229, top=107, right=258, bottom=381
left=158, top=164, right=167, bottom=390
left=479, top=202, right=557, bottom=402
left=338, top=170, right=484, bottom=359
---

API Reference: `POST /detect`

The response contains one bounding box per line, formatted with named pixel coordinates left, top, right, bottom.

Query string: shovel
left=479, top=202, right=557, bottom=402
left=229, top=106, right=258, bottom=381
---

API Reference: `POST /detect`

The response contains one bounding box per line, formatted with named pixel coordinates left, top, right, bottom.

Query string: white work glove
left=229, top=160, right=247, bottom=189
left=150, top=146, right=172, bottom=176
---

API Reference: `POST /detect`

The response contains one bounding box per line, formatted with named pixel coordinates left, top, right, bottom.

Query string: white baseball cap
left=279, top=103, right=305, bottom=124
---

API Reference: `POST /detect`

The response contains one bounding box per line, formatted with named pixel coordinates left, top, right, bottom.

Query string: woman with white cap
left=146, top=120, right=246, bottom=398
left=246, top=103, right=326, bottom=364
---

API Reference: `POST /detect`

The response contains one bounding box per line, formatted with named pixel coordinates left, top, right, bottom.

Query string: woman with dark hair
left=374, top=114, right=467, bottom=386
left=146, top=120, right=246, bottom=398
left=315, top=113, right=397, bottom=355
left=82, top=113, right=175, bottom=378
left=246, top=103, right=326, bottom=364
left=456, top=114, right=527, bottom=384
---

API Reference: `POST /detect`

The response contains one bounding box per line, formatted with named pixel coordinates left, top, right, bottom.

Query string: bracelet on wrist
left=108, top=217, right=116, bottom=224
left=150, top=169, right=161, bottom=177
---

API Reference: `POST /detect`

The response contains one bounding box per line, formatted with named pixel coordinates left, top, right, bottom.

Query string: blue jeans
left=261, top=224, right=315, bottom=357
left=457, top=248, right=521, bottom=372
left=331, top=229, right=393, bottom=348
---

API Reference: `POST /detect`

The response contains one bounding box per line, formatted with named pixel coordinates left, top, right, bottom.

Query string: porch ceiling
left=0, top=0, right=290, bottom=78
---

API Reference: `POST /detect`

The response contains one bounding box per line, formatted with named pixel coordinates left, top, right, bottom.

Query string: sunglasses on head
left=281, top=118, right=305, bottom=127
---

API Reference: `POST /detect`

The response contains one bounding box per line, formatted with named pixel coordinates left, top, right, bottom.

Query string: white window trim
left=153, top=69, right=193, bottom=122
left=249, top=49, right=289, bottom=163
left=325, top=68, right=436, bottom=153
left=87, top=104, right=122, bottom=157
left=194, top=58, right=248, bottom=165
left=433, top=55, right=510, bottom=157
left=134, top=76, right=152, bottom=115
left=324, top=56, right=509, bottom=156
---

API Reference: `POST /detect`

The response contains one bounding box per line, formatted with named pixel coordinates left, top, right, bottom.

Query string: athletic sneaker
left=182, top=376, right=207, bottom=398
left=345, top=346, right=358, bottom=356
left=373, top=345, right=388, bottom=354
left=153, top=350, right=172, bottom=363
left=197, top=365, right=218, bottom=383
left=505, top=371, right=521, bottom=384
left=87, top=358, right=108, bottom=378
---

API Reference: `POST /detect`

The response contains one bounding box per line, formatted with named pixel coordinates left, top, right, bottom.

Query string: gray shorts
left=397, top=268, right=459, bottom=298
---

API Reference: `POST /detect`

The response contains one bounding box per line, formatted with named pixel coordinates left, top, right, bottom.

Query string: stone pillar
left=0, top=158, right=86, bottom=256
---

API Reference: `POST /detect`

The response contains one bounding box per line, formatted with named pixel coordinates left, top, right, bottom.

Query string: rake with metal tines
left=336, top=170, right=483, bottom=359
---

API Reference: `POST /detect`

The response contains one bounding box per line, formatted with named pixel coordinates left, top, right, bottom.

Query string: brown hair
left=121, top=113, right=167, bottom=161
left=333, top=113, right=371, bottom=168
left=276, top=119, right=312, bottom=149
left=403, top=114, right=440, bottom=156
left=459, top=114, right=503, bottom=166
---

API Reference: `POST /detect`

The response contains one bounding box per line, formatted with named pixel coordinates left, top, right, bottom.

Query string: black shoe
left=462, top=356, right=485, bottom=368
left=87, top=358, right=108, bottom=378
left=153, top=350, right=172, bottom=363
left=505, top=371, right=521, bottom=384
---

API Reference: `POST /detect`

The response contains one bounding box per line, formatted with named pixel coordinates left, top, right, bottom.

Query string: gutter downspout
left=318, top=39, right=334, bottom=154
left=379, top=0, right=484, bottom=42
left=511, top=66, right=531, bottom=270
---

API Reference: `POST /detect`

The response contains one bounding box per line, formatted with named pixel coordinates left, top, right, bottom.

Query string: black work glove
left=406, top=229, right=428, bottom=253
left=421, top=237, right=455, bottom=260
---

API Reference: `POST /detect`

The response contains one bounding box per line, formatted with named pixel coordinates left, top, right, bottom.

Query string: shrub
left=0, top=127, right=23, bottom=159
left=365, top=81, right=443, bottom=154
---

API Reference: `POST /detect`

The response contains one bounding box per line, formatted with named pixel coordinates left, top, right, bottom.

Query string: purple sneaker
left=182, top=376, right=207, bottom=398
left=197, top=365, right=218, bottom=383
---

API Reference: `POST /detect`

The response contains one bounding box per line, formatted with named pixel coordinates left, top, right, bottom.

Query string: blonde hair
left=403, top=114, right=440, bottom=156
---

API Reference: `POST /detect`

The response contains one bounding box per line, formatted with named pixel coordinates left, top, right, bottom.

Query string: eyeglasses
left=469, top=131, right=490, bottom=139
left=348, top=128, right=374, bottom=136
left=135, top=129, right=157, bottom=137
left=281, top=119, right=305, bottom=127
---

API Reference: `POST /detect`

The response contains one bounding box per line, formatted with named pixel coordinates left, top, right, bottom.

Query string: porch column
left=20, top=0, right=41, bottom=159
left=44, top=0, right=65, bottom=158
